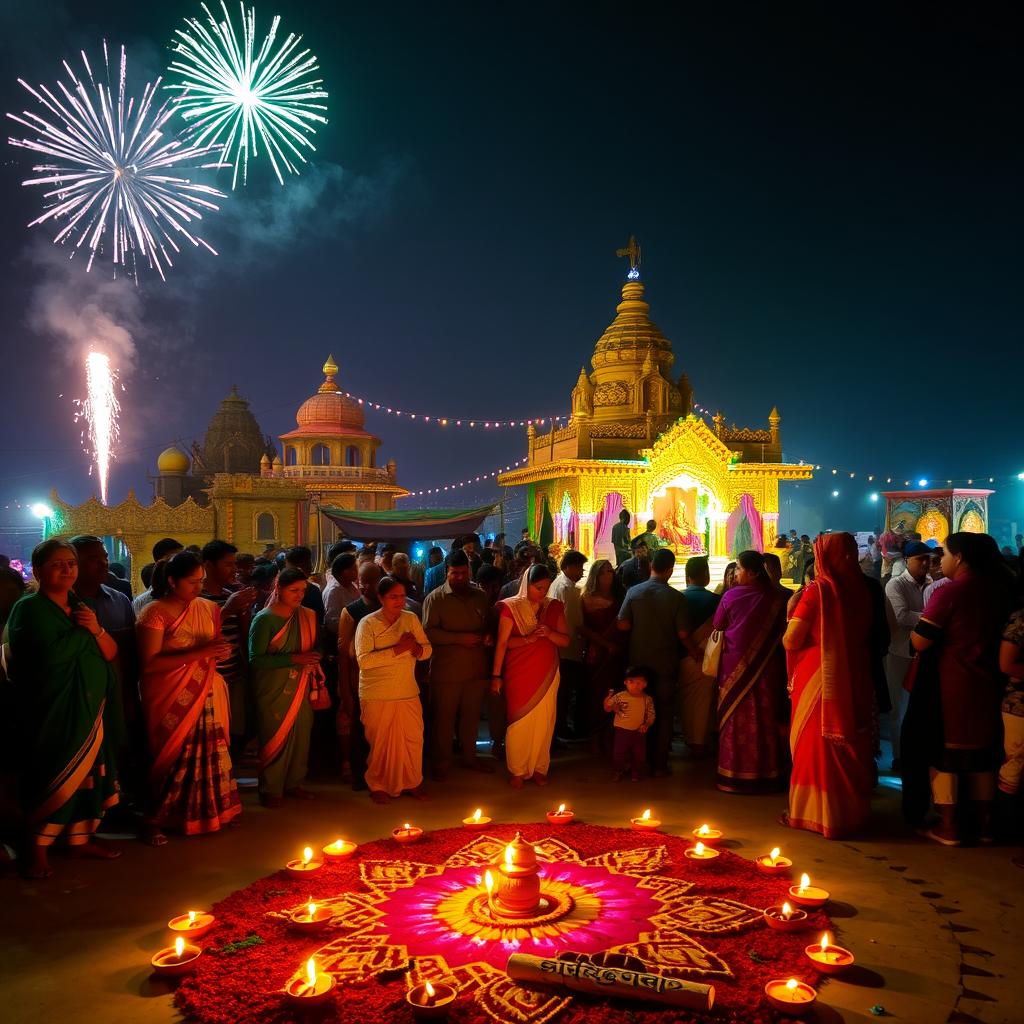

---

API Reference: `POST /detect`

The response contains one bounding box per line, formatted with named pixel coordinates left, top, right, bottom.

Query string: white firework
left=80, top=351, right=120, bottom=505
left=7, top=42, right=227, bottom=280
left=167, top=1, right=329, bottom=188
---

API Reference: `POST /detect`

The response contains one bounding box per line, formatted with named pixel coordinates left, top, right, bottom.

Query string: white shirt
left=354, top=609, right=432, bottom=702
left=132, top=589, right=155, bottom=615
left=885, top=569, right=930, bottom=658
left=549, top=572, right=583, bottom=662
left=323, top=576, right=360, bottom=634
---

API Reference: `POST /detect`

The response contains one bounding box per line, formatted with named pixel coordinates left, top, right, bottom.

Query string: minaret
left=571, top=366, right=593, bottom=420
left=769, top=406, right=781, bottom=446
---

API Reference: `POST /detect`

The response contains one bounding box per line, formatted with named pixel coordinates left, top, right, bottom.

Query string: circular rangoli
left=175, top=823, right=833, bottom=1024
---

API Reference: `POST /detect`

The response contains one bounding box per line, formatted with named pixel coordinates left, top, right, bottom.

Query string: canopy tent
left=318, top=504, right=498, bottom=542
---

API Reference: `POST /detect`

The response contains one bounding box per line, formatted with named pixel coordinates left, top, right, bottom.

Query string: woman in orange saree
left=490, top=565, right=570, bottom=788
left=783, top=533, right=875, bottom=838
left=136, top=552, right=240, bottom=844
left=249, top=568, right=323, bottom=807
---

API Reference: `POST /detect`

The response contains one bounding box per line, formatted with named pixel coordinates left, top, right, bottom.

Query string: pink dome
left=295, top=390, right=365, bottom=432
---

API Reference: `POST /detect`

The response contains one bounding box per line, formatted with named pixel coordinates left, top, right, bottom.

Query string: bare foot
left=370, top=790, right=391, bottom=804
left=405, top=786, right=429, bottom=801
left=68, top=840, right=122, bottom=861
left=25, top=848, right=52, bottom=879
left=142, top=825, right=168, bottom=847
left=532, top=772, right=549, bottom=787
left=509, top=775, right=525, bottom=790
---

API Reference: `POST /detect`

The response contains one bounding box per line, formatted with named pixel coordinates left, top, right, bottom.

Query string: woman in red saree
left=249, top=568, right=323, bottom=807
left=712, top=550, right=788, bottom=793
left=491, top=565, right=570, bottom=788
left=783, top=533, right=875, bottom=838
left=136, top=552, right=240, bottom=844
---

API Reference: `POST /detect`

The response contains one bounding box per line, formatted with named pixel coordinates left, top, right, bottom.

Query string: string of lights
left=342, top=390, right=567, bottom=430
left=401, top=458, right=529, bottom=496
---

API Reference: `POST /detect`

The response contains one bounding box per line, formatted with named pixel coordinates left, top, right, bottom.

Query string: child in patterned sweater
left=603, top=665, right=656, bottom=781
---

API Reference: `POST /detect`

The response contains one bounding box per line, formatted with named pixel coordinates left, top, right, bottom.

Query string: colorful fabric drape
left=786, top=534, right=874, bottom=838
left=712, top=581, right=787, bottom=792
left=539, top=496, right=554, bottom=550
left=593, top=492, right=625, bottom=561
left=7, top=592, right=120, bottom=846
left=726, top=494, right=765, bottom=557
left=137, top=598, right=240, bottom=835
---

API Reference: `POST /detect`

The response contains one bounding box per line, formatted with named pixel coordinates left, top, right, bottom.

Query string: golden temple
left=498, top=241, right=813, bottom=569
left=45, top=357, right=406, bottom=591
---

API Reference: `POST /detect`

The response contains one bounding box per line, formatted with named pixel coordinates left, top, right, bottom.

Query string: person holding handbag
left=249, top=568, right=324, bottom=808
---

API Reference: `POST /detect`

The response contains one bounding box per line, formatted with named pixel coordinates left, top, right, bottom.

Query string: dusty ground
left=3, top=747, right=1022, bottom=1024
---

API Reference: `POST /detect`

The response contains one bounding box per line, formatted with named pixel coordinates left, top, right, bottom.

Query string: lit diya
left=763, top=901, right=809, bottom=932
left=756, top=846, right=792, bottom=874
left=284, top=957, right=336, bottom=1005
left=691, top=822, right=723, bottom=845
left=630, top=808, right=661, bottom=832
left=393, top=822, right=424, bottom=844
left=462, top=808, right=491, bottom=830
left=406, top=979, right=457, bottom=1019
left=288, top=899, right=334, bottom=933
left=546, top=802, right=575, bottom=825
left=764, top=977, right=817, bottom=1016
left=286, top=846, right=322, bottom=877
left=683, top=840, right=720, bottom=865
left=151, top=936, right=202, bottom=977
left=789, top=872, right=830, bottom=908
left=805, top=932, right=855, bottom=974
left=322, top=838, right=357, bottom=862
left=167, top=909, right=215, bottom=939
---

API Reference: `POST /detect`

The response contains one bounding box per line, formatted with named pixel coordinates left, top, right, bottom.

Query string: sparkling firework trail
left=167, top=2, right=329, bottom=188
left=79, top=351, right=120, bottom=504
left=7, top=43, right=228, bottom=280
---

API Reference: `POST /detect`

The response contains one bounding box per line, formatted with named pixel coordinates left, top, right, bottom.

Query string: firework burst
left=7, top=43, right=227, bottom=280
left=167, top=1, right=329, bottom=188
left=75, top=351, right=121, bottom=504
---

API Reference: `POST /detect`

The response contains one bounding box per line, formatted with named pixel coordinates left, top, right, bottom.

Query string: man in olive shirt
left=423, top=550, right=494, bottom=780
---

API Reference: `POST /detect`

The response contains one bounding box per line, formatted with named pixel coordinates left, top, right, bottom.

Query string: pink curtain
left=567, top=511, right=579, bottom=549
left=726, top=493, right=764, bottom=556
left=594, top=492, right=624, bottom=555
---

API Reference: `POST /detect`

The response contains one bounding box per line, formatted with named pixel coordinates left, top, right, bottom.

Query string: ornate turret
left=201, top=386, right=275, bottom=475
left=769, top=406, right=781, bottom=445
left=570, top=366, right=593, bottom=419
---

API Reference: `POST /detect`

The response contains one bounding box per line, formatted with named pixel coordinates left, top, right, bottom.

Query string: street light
left=870, top=492, right=879, bottom=502
left=30, top=503, right=53, bottom=520
left=831, top=490, right=839, bottom=498
left=917, top=478, right=928, bottom=488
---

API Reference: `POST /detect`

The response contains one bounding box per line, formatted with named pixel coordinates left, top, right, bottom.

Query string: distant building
left=46, top=356, right=406, bottom=591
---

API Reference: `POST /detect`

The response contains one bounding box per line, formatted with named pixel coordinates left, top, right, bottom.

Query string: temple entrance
left=649, top=474, right=716, bottom=558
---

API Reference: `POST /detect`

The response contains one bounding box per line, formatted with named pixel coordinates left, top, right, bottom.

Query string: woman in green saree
left=7, top=539, right=122, bottom=878
left=249, top=568, right=323, bottom=807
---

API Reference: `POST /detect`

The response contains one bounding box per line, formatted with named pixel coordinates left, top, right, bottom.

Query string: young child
left=604, top=666, right=656, bottom=781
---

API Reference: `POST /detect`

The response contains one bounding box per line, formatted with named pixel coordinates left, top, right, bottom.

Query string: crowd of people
left=1, top=516, right=1022, bottom=877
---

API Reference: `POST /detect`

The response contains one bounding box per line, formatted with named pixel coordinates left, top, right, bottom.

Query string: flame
left=306, top=958, right=316, bottom=987
left=504, top=844, right=514, bottom=865
left=307, top=901, right=316, bottom=919
left=698, top=823, right=710, bottom=836
left=785, top=978, right=798, bottom=992
left=425, top=980, right=436, bottom=1000
left=821, top=932, right=830, bottom=952
left=174, top=936, right=185, bottom=959
left=484, top=869, right=494, bottom=892
left=403, top=823, right=411, bottom=830
left=641, top=808, right=651, bottom=821
left=557, top=803, right=566, bottom=814
left=302, top=846, right=313, bottom=865
left=472, top=808, right=481, bottom=822
left=187, top=911, right=197, bottom=927
left=695, top=841, right=705, bottom=856
left=782, top=902, right=792, bottom=919
left=333, top=839, right=343, bottom=851
left=769, top=846, right=781, bottom=865
left=800, top=872, right=811, bottom=891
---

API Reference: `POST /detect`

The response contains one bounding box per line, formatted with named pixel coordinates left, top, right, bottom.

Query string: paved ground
left=3, top=747, right=1023, bottom=1024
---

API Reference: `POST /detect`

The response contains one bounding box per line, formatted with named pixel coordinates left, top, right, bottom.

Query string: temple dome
left=200, top=387, right=274, bottom=475
left=591, top=279, right=674, bottom=371
left=157, top=446, right=190, bottom=474
left=292, top=355, right=366, bottom=434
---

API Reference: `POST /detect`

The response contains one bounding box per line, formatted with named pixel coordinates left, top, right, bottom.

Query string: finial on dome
left=323, top=354, right=338, bottom=377
left=768, top=406, right=780, bottom=423
left=319, top=354, right=341, bottom=394
left=615, top=234, right=642, bottom=280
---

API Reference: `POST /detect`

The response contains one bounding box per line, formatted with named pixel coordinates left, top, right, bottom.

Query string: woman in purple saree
left=711, top=549, right=788, bottom=793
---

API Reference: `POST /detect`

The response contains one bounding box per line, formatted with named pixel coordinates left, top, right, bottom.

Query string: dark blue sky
left=1, top=2, right=1021, bottom=539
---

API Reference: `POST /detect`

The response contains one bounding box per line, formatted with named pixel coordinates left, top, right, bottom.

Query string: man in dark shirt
left=616, top=539, right=650, bottom=592
left=611, top=508, right=633, bottom=566
left=679, top=556, right=721, bottom=758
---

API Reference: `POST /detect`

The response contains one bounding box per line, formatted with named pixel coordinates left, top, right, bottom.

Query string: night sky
left=1, top=3, right=1021, bottom=545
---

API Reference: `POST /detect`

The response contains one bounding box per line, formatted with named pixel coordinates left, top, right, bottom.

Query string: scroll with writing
left=506, top=951, right=715, bottom=1011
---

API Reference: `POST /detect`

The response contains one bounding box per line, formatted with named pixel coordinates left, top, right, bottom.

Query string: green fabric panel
left=318, top=504, right=496, bottom=527
left=539, top=495, right=554, bottom=549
